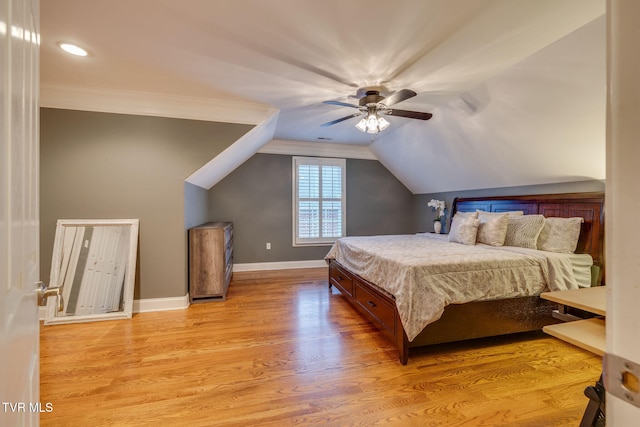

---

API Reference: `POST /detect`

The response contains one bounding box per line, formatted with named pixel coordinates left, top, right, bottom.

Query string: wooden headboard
left=452, top=192, right=605, bottom=281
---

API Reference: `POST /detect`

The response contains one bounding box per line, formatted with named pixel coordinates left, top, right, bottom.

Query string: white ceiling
left=40, top=0, right=606, bottom=193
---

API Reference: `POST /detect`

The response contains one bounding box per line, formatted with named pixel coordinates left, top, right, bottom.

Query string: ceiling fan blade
left=380, top=89, right=417, bottom=107
left=321, top=113, right=362, bottom=127
left=323, top=100, right=360, bottom=109
left=386, top=109, right=433, bottom=120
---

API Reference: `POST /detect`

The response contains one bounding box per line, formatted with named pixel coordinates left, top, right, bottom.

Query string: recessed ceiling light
left=58, top=42, right=88, bottom=57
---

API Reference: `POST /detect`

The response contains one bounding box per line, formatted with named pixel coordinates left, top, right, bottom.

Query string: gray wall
left=207, top=153, right=415, bottom=263
left=184, top=182, right=209, bottom=229
left=415, top=179, right=606, bottom=233
left=40, top=108, right=252, bottom=299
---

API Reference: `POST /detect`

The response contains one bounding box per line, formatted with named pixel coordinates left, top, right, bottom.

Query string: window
left=293, top=156, right=346, bottom=246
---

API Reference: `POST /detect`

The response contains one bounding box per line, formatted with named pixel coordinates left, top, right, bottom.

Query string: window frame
left=292, top=156, right=346, bottom=246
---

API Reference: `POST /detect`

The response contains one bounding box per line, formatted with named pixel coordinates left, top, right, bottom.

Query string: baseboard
left=233, top=260, right=327, bottom=272
left=38, top=294, right=190, bottom=320
left=133, top=294, right=190, bottom=313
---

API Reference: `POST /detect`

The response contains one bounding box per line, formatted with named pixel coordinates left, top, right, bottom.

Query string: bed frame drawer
left=353, top=278, right=397, bottom=339
left=329, top=262, right=354, bottom=297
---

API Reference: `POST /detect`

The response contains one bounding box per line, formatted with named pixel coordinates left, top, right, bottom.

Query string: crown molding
left=40, top=84, right=271, bottom=125
left=259, top=139, right=377, bottom=160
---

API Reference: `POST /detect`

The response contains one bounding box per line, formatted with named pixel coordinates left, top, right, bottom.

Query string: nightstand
left=541, top=286, right=606, bottom=426
left=541, top=286, right=605, bottom=356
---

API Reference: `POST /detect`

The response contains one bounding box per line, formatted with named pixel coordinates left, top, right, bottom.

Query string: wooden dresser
left=189, top=222, right=233, bottom=302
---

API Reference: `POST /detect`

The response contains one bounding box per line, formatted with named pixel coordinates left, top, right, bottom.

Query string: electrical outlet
left=266, top=242, right=271, bottom=250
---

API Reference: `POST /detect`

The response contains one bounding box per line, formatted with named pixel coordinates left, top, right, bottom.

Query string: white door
left=606, top=0, right=640, bottom=423
left=0, top=0, right=41, bottom=425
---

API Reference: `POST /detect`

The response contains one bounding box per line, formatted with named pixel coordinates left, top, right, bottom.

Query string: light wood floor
left=40, top=268, right=602, bottom=426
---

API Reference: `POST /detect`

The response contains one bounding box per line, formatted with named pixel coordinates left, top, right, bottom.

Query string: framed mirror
left=44, top=219, right=139, bottom=325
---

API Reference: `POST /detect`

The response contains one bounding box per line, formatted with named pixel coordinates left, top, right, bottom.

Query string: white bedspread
left=325, top=233, right=581, bottom=341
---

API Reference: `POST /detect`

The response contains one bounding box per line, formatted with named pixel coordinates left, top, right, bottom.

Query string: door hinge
left=604, top=353, right=640, bottom=408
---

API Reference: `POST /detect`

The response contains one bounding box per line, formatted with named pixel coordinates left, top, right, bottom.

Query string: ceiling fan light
left=353, top=107, right=392, bottom=134
left=366, top=114, right=379, bottom=132
left=377, top=116, right=390, bottom=131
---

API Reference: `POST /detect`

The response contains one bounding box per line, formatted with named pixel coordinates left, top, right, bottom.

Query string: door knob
left=36, top=281, right=64, bottom=313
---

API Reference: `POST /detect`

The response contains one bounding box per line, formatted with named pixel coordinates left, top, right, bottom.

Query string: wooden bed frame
left=328, top=192, right=605, bottom=365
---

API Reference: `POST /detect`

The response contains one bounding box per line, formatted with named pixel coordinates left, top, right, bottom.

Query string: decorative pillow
left=449, top=213, right=480, bottom=245
left=503, top=215, right=546, bottom=249
left=447, top=211, right=477, bottom=235
left=537, top=217, right=584, bottom=253
left=476, top=212, right=509, bottom=246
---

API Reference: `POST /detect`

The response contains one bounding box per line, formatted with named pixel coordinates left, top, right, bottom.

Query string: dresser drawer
left=329, top=262, right=353, bottom=297
left=353, top=279, right=396, bottom=338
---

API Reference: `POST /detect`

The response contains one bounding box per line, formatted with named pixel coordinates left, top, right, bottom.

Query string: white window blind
left=293, top=157, right=346, bottom=245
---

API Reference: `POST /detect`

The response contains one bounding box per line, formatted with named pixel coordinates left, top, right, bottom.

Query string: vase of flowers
left=428, top=199, right=446, bottom=233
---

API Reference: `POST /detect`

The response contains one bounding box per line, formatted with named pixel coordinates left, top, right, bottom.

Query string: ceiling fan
left=321, top=87, right=433, bottom=134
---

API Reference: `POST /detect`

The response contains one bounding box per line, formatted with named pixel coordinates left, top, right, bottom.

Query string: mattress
left=325, top=233, right=588, bottom=341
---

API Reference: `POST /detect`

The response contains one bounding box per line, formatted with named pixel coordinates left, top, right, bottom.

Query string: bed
left=325, top=192, right=604, bottom=365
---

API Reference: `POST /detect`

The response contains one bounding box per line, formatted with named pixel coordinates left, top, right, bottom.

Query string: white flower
left=428, top=199, right=446, bottom=219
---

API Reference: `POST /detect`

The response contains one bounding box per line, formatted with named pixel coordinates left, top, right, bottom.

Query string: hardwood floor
left=40, top=268, right=602, bottom=426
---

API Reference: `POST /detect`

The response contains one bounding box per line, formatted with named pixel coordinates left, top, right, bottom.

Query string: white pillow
left=449, top=212, right=480, bottom=245
left=476, top=212, right=509, bottom=246
left=504, top=215, right=546, bottom=249
left=537, top=217, right=584, bottom=253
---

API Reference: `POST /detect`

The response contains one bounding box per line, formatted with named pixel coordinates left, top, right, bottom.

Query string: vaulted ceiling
left=40, top=0, right=606, bottom=194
